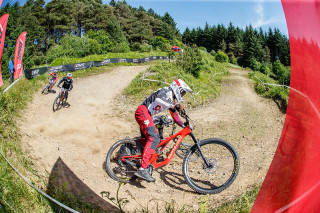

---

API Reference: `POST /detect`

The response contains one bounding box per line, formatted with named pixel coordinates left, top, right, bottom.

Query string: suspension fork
left=189, top=132, right=211, bottom=167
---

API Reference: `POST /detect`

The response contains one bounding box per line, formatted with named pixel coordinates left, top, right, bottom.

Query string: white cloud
left=252, top=0, right=282, bottom=28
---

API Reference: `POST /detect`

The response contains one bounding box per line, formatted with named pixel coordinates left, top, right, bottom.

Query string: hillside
left=18, top=65, right=285, bottom=212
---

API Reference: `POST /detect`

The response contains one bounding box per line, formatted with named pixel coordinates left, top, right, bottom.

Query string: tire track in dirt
left=19, top=66, right=285, bottom=212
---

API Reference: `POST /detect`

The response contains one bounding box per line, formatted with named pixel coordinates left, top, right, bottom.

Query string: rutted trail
left=19, top=66, right=285, bottom=212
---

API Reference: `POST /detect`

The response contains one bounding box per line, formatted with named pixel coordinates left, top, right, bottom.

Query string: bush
left=139, top=43, right=153, bottom=52
left=215, top=50, right=228, bottom=63
left=260, top=63, right=272, bottom=76
left=229, top=55, right=237, bottom=65
left=176, top=44, right=205, bottom=78
left=199, top=46, right=207, bottom=52
left=249, top=58, right=261, bottom=71
left=151, top=36, right=170, bottom=51
left=110, top=42, right=130, bottom=53
left=210, top=50, right=216, bottom=56
left=273, top=60, right=291, bottom=86
left=46, top=34, right=102, bottom=62
left=86, top=29, right=113, bottom=53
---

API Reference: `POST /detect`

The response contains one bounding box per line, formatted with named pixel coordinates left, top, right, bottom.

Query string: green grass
left=212, top=184, right=261, bottom=213
left=0, top=78, right=53, bottom=212
left=249, top=71, right=289, bottom=111
left=124, top=60, right=228, bottom=108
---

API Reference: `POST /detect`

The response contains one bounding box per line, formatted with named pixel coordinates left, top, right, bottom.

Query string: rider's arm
left=69, top=80, right=73, bottom=91
left=169, top=107, right=184, bottom=128
left=57, top=78, right=63, bottom=87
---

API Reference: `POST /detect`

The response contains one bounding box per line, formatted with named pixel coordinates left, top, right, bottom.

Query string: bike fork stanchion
left=190, top=133, right=211, bottom=167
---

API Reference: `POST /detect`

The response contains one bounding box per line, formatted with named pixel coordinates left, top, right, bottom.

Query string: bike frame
left=121, top=126, right=195, bottom=170
left=59, top=88, right=66, bottom=101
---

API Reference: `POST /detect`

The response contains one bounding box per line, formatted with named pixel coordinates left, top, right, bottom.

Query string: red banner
left=252, top=1, right=320, bottom=212
left=0, top=14, right=9, bottom=87
left=14, top=32, right=27, bottom=80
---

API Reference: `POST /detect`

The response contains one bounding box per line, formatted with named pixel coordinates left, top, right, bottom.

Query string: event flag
left=14, top=32, right=27, bottom=80
left=252, top=0, right=320, bottom=212
left=0, top=14, right=9, bottom=87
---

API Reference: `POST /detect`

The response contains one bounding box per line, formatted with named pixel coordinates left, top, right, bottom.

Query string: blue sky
left=1, top=0, right=288, bottom=36
left=122, top=0, right=288, bottom=36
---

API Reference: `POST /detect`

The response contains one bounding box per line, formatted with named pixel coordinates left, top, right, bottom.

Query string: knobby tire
left=105, top=138, right=144, bottom=183
left=183, top=138, right=240, bottom=194
left=52, top=96, right=61, bottom=112
left=42, top=85, right=49, bottom=94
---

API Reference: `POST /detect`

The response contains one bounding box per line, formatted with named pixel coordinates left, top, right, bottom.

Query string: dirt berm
left=19, top=66, right=285, bottom=212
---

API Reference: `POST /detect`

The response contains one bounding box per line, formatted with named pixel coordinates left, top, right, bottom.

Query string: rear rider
left=134, top=79, right=193, bottom=182
left=57, top=73, right=73, bottom=101
left=48, top=70, right=58, bottom=89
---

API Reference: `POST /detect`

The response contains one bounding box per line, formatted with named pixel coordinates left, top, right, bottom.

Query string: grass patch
left=124, top=60, right=228, bottom=108
left=212, top=184, right=261, bottom=213
left=0, top=78, right=53, bottom=212
left=249, top=71, right=289, bottom=111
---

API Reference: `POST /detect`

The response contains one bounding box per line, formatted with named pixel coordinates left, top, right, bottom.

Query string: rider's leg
left=134, top=105, right=159, bottom=182
left=64, top=90, right=69, bottom=101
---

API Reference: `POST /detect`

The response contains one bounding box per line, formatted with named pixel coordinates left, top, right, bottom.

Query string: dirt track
left=19, top=66, right=285, bottom=212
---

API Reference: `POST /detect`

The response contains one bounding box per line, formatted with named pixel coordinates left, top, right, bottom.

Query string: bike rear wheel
left=52, top=96, right=61, bottom=112
left=106, top=138, right=143, bottom=183
left=183, top=138, right=240, bottom=194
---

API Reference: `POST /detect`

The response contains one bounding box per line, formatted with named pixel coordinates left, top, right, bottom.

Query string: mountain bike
left=52, top=87, right=68, bottom=112
left=105, top=107, right=240, bottom=194
left=41, top=80, right=55, bottom=94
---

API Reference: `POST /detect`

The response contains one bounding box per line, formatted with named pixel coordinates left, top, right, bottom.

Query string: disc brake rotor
left=203, top=159, right=219, bottom=174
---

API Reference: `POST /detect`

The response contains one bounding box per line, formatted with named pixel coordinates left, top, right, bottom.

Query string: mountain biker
left=134, top=79, right=193, bottom=182
left=57, top=73, right=73, bottom=101
left=47, top=70, right=58, bottom=90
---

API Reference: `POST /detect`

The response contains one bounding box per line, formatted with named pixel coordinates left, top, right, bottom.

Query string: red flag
left=14, top=32, right=27, bottom=80
left=0, top=14, right=9, bottom=87
left=252, top=1, right=320, bottom=212
left=0, top=0, right=3, bottom=8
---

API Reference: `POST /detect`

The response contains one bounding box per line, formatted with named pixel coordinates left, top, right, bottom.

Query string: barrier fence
left=25, top=56, right=169, bottom=80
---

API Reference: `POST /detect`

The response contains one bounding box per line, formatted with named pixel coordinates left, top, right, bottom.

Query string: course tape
left=2, top=76, right=23, bottom=94
left=0, top=150, right=80, bottom=213
left=25, top=55, right=169, bottom=80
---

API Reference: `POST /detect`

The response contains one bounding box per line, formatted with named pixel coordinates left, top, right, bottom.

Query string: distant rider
left=48, top=70, right=58, bottom=90
left=57, top=73, right=73, bottom=101
left=134, top=79, right=193, bottom=182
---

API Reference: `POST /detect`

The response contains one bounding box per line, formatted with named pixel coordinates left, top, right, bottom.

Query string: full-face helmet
left=170, top=79, right=193, bottom=103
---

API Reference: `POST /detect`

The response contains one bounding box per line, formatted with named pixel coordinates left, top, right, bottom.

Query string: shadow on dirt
left=156, top=168, right=198, bottom=194
left=48, top=90, right=57, bottom=94
left=273, top=97, right=287, bottom=113
left=47, top=157, right=119, bottom=212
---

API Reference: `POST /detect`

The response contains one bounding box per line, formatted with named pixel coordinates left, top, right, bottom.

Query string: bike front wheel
left=52, top=96, right=61, bottom=112
left=41, top=85, right=49, bottom=94
left=105, top=138, right=144, bottom=183
left=183, top=138, right=240, bottom=194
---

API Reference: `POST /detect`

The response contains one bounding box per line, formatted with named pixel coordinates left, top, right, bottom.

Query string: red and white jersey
left=49, top=72, right=58, bottom=83
left=142, top=87, right=175, bottom=116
